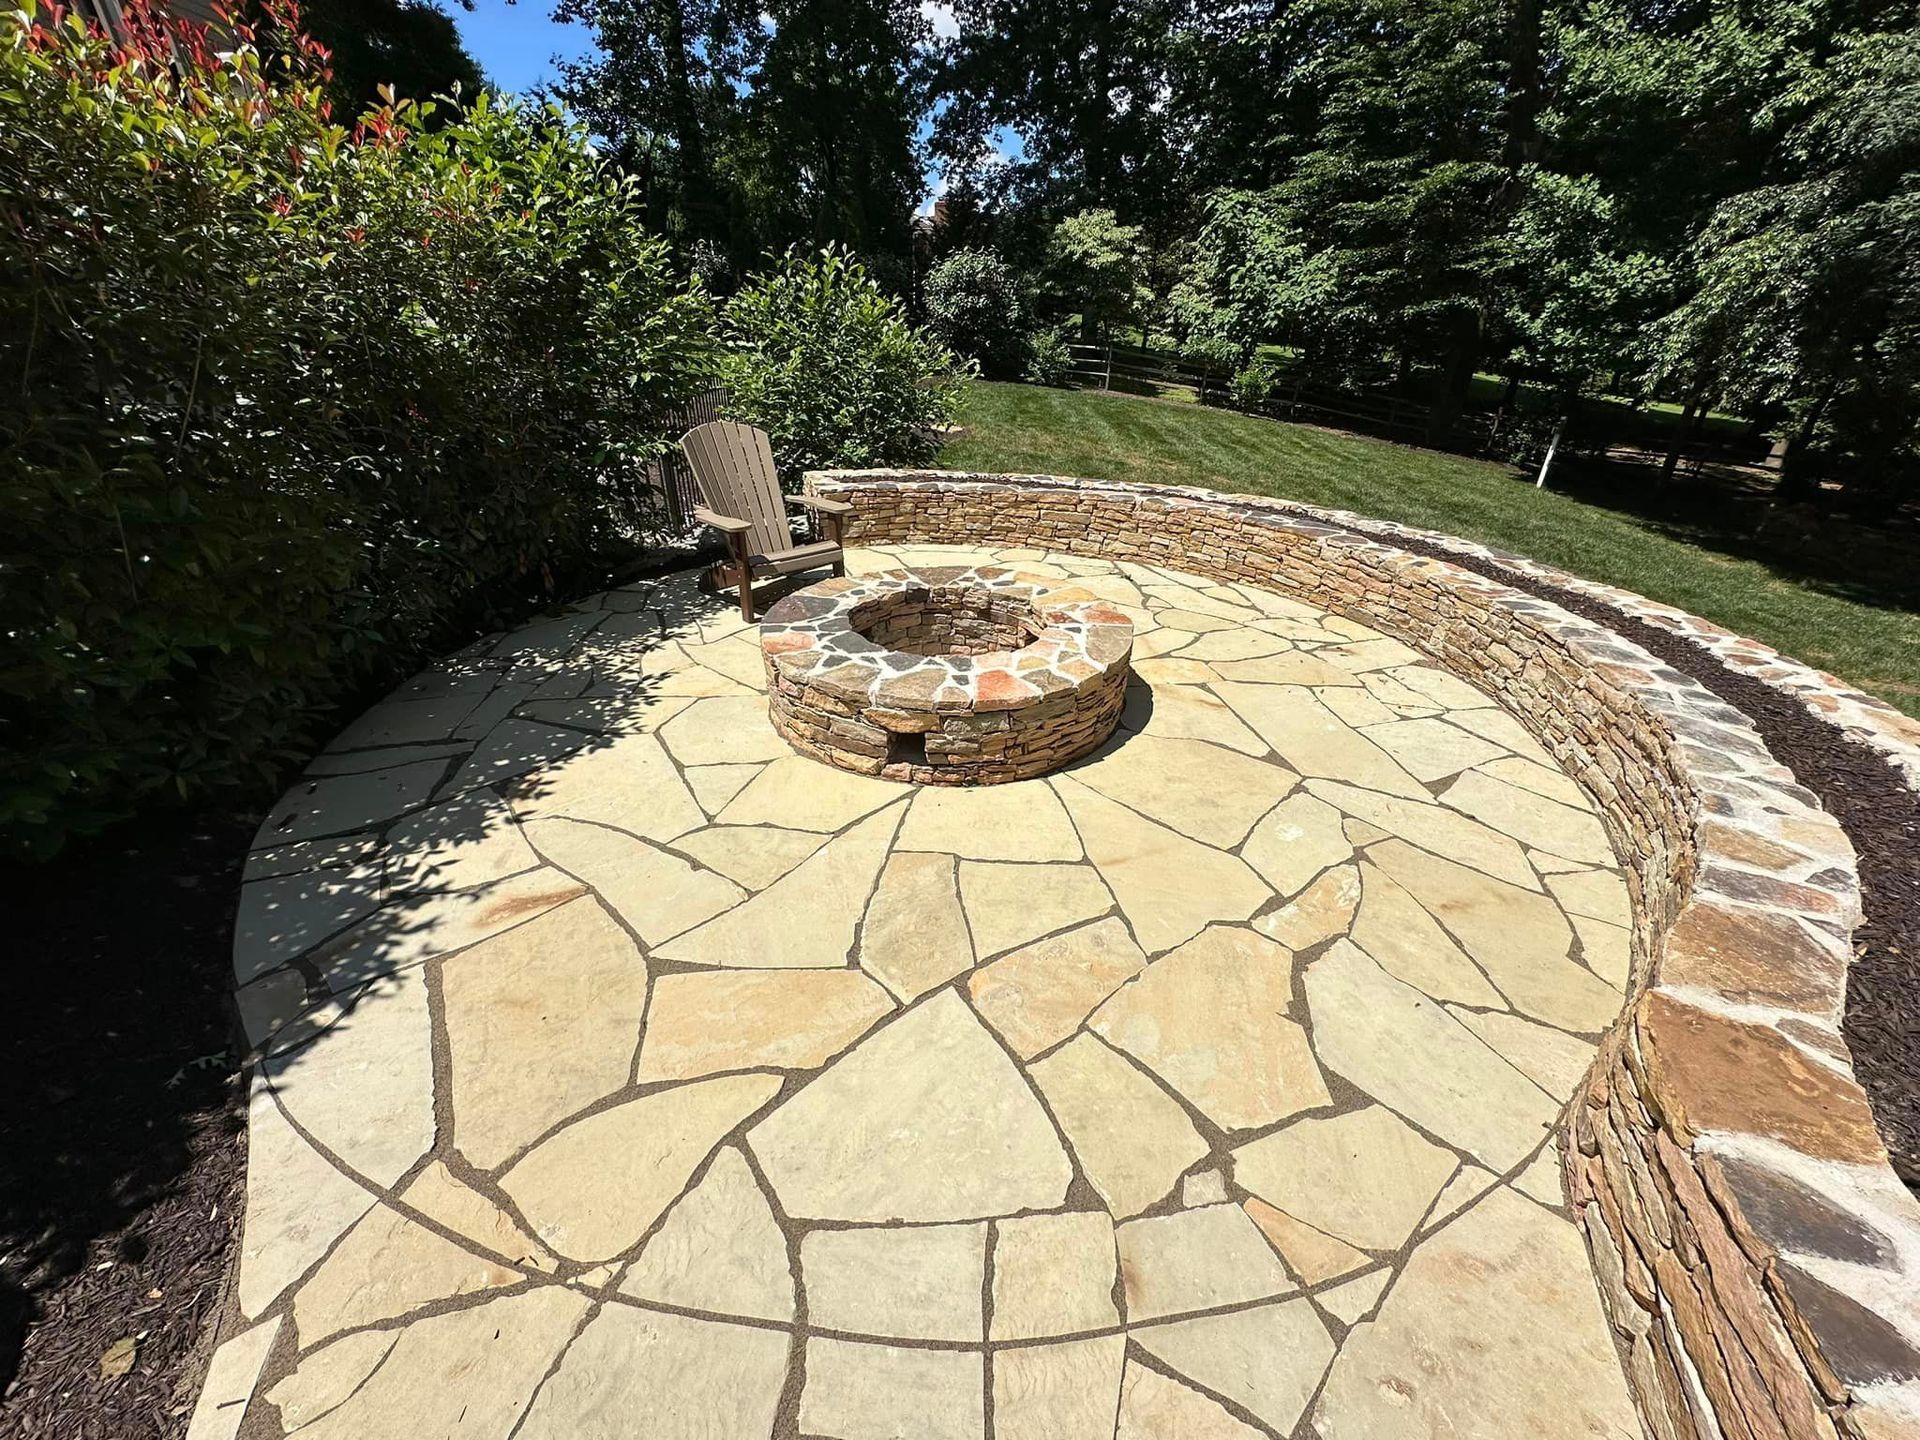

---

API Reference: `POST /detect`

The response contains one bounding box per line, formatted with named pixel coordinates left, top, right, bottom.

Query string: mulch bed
left=1347, top=525, right=1920, bottom=1193
left=0, top=811, right=257, bottom=1440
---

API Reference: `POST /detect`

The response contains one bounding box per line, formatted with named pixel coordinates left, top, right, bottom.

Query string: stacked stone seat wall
left=806, top=468, right=1920, bottom=1440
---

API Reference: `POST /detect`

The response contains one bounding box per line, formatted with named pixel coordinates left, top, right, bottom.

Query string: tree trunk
left=1426, top=316, right=1479, bottom=445
left=1658, top=382, right=1706, bottom=486
left=1775, top=375, right=1840, bottom=503
left=655, top=0, right=715, bottom=241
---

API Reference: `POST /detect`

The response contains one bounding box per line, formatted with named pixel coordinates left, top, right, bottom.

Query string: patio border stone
left=807, top=466, right=1920, bottom=1440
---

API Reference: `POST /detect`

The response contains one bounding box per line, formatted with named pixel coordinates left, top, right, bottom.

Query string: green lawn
left=938, top=382, right=1920, bottom=719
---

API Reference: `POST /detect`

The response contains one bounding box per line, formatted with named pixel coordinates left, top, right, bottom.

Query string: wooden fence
left=649, top=386, right=728, bottom=530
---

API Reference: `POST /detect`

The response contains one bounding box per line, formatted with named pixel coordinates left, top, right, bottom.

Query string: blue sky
left=452, top=0, right=595, bottom=96
left=445, top=0, right=1005, bottom=209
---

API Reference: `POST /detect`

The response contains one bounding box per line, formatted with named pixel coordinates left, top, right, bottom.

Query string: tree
left=931, top=0, right=1187, bottom=223
left=1046, top=209, right=1152, bottom=339
left=728, top=0, right=931, bottom=271
left=924, top=249, right=1027, bottom=376
left=553, top=0, right=763, bottom=245
left=300, top=0, right=485, bottom=118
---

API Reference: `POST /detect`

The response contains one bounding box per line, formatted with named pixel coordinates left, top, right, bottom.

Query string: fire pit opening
left=759, top=566, right=1134, bottom=785
left=849, top=584, right=1043, bottom=657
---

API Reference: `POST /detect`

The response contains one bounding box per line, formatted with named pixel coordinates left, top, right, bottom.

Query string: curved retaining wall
left=807, top=468, right=1920, bottom=1440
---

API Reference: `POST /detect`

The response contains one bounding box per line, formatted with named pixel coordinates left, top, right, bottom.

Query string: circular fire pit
left=759, top=566, right=1133, bottom=784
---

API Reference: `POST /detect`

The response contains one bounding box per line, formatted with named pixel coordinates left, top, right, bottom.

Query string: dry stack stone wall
left=807, top=468, right=1920, bottom=1440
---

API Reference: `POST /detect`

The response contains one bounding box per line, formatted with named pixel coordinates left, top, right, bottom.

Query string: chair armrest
left=787, top=494, right=854, bottom=516
left=693, top=506, right=753, bottom=536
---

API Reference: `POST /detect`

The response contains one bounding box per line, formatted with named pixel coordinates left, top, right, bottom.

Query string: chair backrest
left=680, top=420, right=793, bottom=558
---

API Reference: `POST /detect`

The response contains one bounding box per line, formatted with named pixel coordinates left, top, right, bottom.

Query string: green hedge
left=0, top=2, right=715, bottom=855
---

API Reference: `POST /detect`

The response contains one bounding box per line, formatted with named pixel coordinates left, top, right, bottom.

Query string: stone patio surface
left=215, top=544, right=1644, bottom=1440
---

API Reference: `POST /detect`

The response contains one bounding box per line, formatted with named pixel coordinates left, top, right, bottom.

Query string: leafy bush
left=0, top=0, right=713, bottom=855
left=721, top=247, right=966, bottom=476
left=1230, top=358, right=1284, bottom=411
left=1022, top=325, right=1077, bottom=387
left=924, top=249, right=1026, bottom=377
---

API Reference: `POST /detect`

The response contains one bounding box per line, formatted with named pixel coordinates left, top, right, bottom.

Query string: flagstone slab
left=381, top=792, right=539, bottom=898
left=1232, top=1105, right=1457, bottom=1252
left=1478, top=752, right=1589, bottom=806
left=717, top=753, right=905, bottom=831
left=1209, top=652, right=1367, bottom=686
left=1239, top=793, right=1353, bottom=898
left=968, top=917, right=1147, bottom=1059
left=234, top=1087, right=375, bottom=1320
left=801, top=1338, right=984, bottom=1440
left=1441, top=768, right=1617, bottom=866
left=1031, top=1034, right=1209, bottom=1220
left=1370, top=840, right=1620, bottom=1033
left=1135, top=1299, right=1335, bottom=1435
left=309, top=866, right=589, bottom=994
left=1253, top=862, right=1361, bottom=950
left=1350, top=862, right=1506, bottom=1007
left=993, top=1337, right=1126, bottom=1440
left=184, top=1317, right=280, bottom=1440
left=1115, top=1204, right=1295, bottom=1322
left=1317, top=685, right=1399, bottom=727
left=290, top=1287, right=589, bottom=1440
left=1119, top=682, right=1269, bottom=756
left=233, top=865, right=386, bottom=984
left=895, top=781, right=1083, bottom=860
left=515, top=1305, right=789, bottom=1440
left=1385, top=664, right=1498, bottom=712
left=1089, top=925, right=1329, bottom=1132
left=1320, top=1268, right=1393, bottom=1325
left=1449, top=1005, right=1598, bottom=1101
left=1174, top=627, right=1295, bottom=663
left=1422, top=1165, right=1501, bottom=1233
left=1445, top=703, right=1554, bottom=759
left=1242, top=1197, right=1372, bottom=1283
left=442, top=897, right=650, bottom=1171
left=1314, top=1187, right=1640, bottom=1440
left=803, top=1221, right=986, bottom=1341
left=1573, top=913, right=1632, bottom=989
left=1116, top=1361, right=1267, bottom=1439
left=293, top=1201, right=523, bottom=1344
left=1305, top=780, right=1539, bottom=889
left=748, top=992, right=1072, bottom=1222
left=256, top=759, right=448, bottom=848
left=656, top=693, right=791, bottom=766
left=956, top=858, right=1114, bottom=959
left=1546, top=866, right=1634, bottom=926
left=504, top=730, right=705, bottom=841
left=673, top=824, right=824, bottom=890
left=266, top=973, right=434, bottom=1188
left=1359, top=717, right=1506, bottom=781
left=1056, top=777, right=1270, bottom=954
left=656, top=803, right=903, bottom=969
left=447, top=719, right=597, bottom=794
left=637, top=969, right=894, bottom=1082
left=621, top=1146, right=794, bottom=1322
left=1305, top=942, right=1560, bottom=1170
left=500, top=1072, right=780, bottom=1261
left=1069, top=735, right=1297, bottom=849
left=1214, top=685, right=1428, bottom=798
left=522, top=816, right=743, bottom=945
left=990, top=1211, right=1121, bottom=1341
left=684, top=762, right=765, bottom=816
left=858, top=851, right=975, bottom=1000
left=398, top=1161, right=553, bottom=1270
left=266, top=1329, right=396, bottom=1431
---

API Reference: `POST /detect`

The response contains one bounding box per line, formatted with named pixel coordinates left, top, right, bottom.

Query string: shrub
left=0, top=0, right=714, bottom=855
left=721, top=247, right=966, bottom=476
left=1230, top=358, right=1284, bottom=411
left=1022, top=325, right=1077, bottom=387
left=924, top=249, right=1026, bottom=377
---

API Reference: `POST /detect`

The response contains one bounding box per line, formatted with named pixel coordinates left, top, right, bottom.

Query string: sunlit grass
left=939, top=382, right=1920, bottom=719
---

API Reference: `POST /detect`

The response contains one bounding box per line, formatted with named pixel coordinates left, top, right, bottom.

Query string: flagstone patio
left=214, top=542, right=1646, bottom=1440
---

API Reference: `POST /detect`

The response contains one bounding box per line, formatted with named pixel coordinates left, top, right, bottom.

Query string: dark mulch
left=0, top=810, right=256, bottom=1440
left=1352, top=525, right=1920, bottom=1193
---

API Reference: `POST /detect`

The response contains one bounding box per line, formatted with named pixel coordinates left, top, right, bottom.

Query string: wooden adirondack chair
left=679, top=421, right=852, bottom=621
